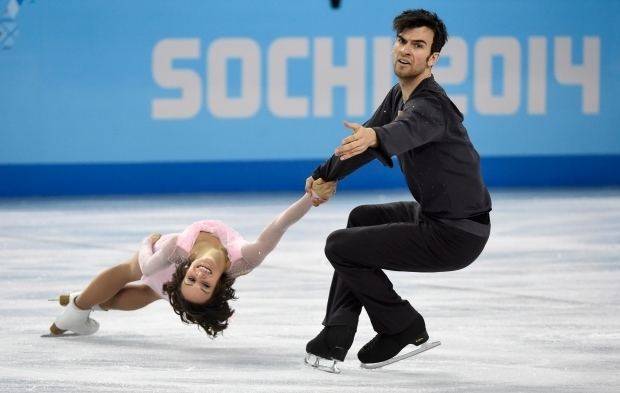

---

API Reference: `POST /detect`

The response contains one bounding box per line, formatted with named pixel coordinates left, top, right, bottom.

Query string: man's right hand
left=305, top=176, right=337, bottom=207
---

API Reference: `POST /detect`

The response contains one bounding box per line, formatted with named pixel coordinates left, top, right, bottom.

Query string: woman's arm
left=138, top=234, right=180, bottom=276
left=229, top=193, right=314, bottom=277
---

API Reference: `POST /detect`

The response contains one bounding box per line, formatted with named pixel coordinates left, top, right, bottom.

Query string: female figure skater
left=49, top=188, right=330, bottom=338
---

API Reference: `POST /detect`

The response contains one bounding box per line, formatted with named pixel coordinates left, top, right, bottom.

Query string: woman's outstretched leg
left=51, top=253, right=145, bottom=335
left=99, top=283, right=160, bottom=311
left=74, top=253, right=144, bottom=310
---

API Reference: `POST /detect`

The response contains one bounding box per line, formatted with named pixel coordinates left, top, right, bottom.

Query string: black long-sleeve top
left=312, top=76, right=492, bottom=221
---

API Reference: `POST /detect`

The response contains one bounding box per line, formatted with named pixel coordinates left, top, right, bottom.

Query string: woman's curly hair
left=163, top=260, right=237, bottom=338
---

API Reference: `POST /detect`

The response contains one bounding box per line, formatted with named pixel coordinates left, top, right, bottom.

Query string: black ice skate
left=304, top=325, right=355, bottom=374
left=357, top=316, right=440, bottom=369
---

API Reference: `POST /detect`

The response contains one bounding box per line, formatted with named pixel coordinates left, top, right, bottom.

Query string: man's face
left=392, top=26, right=438, bottom=80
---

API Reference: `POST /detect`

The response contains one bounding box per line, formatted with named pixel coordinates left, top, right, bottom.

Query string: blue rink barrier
left=2, top=1, right=619, bottom=197
left=1, top=155, right=619, bottom=197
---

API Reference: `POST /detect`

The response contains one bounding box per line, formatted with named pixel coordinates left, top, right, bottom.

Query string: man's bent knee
left=324, top=229, right=350, bottom=264
left=347, top=205, right=371, bottom=227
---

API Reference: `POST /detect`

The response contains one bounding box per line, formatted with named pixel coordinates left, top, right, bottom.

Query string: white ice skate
left=48, top=293, right=105, bottom=311
left=48, top=292, right=99, bottom=336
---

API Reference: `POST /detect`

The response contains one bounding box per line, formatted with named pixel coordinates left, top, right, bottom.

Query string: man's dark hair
left=163, top=261, right=236, bottom=338
left=393, top=9, right=448, bottom=54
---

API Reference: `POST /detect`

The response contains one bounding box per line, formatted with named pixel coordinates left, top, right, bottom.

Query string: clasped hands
left=306, top=121, right=377, bottom=207
left=305, top=176, right=336, bottom=207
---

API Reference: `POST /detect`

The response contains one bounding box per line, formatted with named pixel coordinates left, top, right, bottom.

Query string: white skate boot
left=49, top=292, right=99, bottom=336
left=53, top=292, right=105, bottom=311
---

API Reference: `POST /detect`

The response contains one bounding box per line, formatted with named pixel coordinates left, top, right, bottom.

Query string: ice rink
left=0, top=188, right=618, bottom=392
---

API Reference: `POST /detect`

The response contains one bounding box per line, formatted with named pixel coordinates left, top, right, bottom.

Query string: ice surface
left=0, top=189, right=619, bottom=392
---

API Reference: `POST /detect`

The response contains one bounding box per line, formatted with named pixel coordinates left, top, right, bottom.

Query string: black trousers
left=322, top=201, right=489, bottom=335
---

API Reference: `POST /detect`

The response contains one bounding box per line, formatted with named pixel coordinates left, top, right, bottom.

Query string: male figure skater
left=305, top=8, right=492, bottom=370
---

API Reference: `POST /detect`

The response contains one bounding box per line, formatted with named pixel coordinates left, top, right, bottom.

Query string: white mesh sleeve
left=138, top=235, right=181, bottom=276
left=138, top=237, right=155, bottom=270
left=229, top=193, right=313, bottom=278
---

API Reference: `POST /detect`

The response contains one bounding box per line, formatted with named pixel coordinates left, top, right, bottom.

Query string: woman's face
left=181, top=249, right=227, bottom=304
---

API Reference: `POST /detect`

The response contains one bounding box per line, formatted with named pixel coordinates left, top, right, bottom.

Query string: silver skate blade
left=304, top=353, right=341, bottom=374
left=40, top=333, right=80, bottom=338
left=360, top=340, right=441, bottom=369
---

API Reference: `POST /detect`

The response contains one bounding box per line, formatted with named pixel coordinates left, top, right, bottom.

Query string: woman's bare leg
left=99, top=284, right=160, bottom=311
left=74, top=253, right=144, bottom=310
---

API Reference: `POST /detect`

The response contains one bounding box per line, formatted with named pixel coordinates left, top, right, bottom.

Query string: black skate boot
left=358, top=315, right=440, bottom=368
left=304, top=325, right=356, bottom=373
